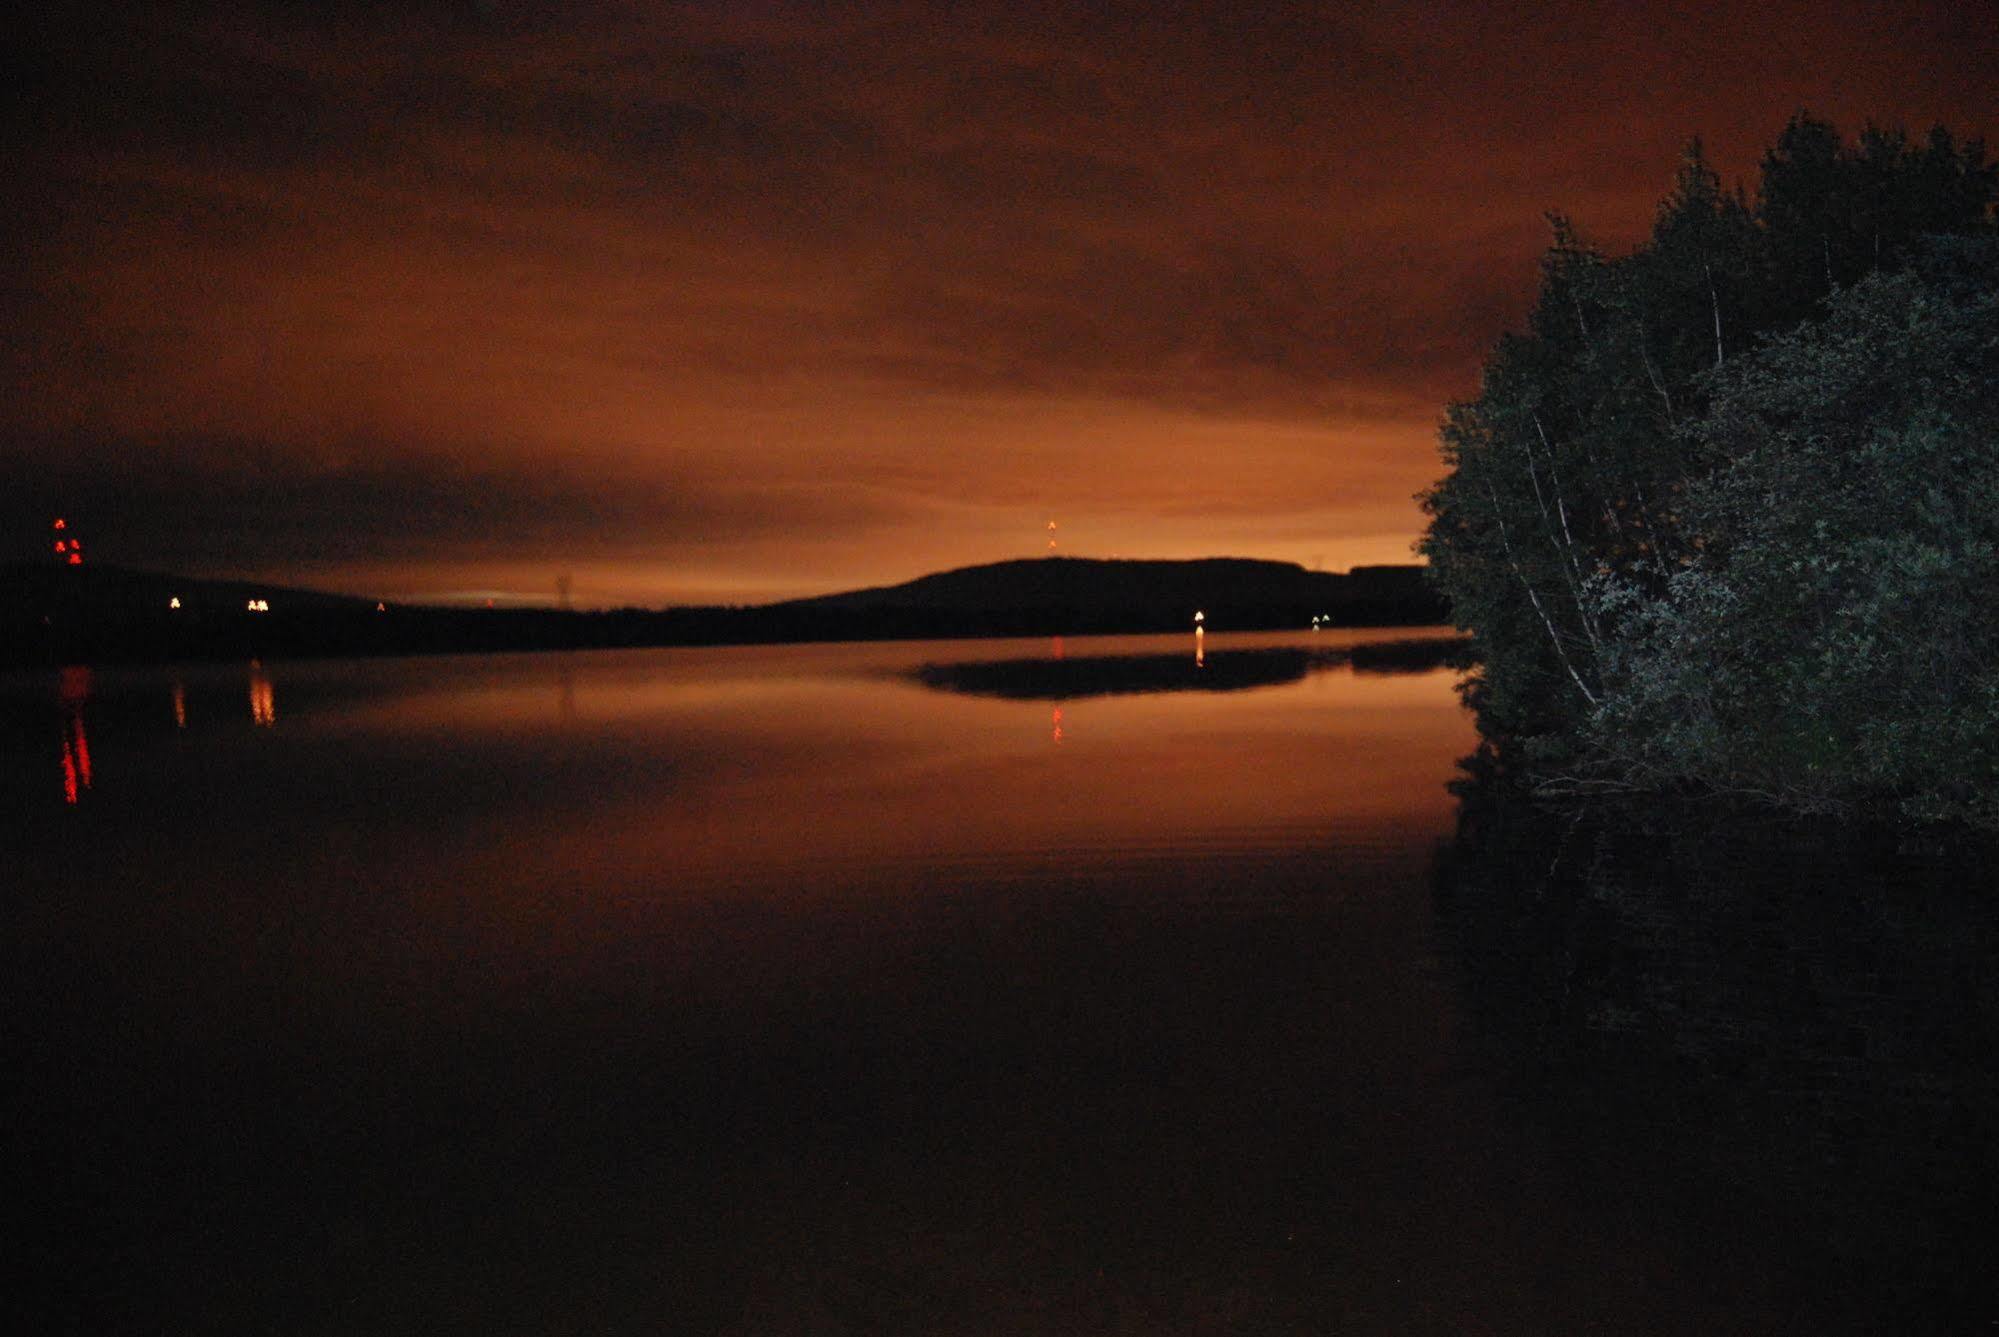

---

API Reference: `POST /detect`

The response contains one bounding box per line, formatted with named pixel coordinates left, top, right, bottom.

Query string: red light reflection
left=57, top=666, right=93, bottom=804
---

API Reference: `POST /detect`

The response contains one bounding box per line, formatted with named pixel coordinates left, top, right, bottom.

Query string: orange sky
left=6, top=0, right=1995, bottom=605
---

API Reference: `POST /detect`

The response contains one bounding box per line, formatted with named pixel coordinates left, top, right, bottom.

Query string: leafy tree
left=1420, top=117, right=1998, bottom=819
left=1591, top=242, right=1999, bottom=821
left=1420, top=143, right=1769, bottom=752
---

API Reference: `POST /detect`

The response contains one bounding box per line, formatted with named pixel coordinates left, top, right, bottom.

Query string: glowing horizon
left=6, top=2, right=1992, bottom=605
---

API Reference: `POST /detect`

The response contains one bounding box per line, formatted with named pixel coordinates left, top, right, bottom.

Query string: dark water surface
left=6, top=632, right=1994, bottom=1333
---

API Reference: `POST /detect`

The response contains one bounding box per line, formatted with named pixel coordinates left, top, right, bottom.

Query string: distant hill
left=1, top=562, right=399, bottom=667
left=1, top=557, right=1448, bottom=667
left=0, top=561, right=375, bottom=620
left=774, top=557, right=1445, bottom=631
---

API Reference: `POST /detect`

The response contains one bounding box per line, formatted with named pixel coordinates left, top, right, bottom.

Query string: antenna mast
left=51, top=517, right=83, bottom=566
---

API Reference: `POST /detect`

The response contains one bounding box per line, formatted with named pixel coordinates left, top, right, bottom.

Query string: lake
left=7, top=631, right=1995, bottom=1333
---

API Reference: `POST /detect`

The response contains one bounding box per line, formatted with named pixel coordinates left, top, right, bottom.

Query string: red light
left=67, top=553, right=82, bottom=566
left=52, top=518, right=66, bottom=530
left=57, top=672, right=92, bottom=802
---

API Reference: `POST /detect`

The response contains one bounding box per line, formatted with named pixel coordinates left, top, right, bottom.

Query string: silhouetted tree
left=1420, top=116, right=1997, bottom=818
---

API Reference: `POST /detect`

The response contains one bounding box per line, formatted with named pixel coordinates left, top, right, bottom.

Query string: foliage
left=1419, top=115, right=1999, bottom=822
left=1594, top=252, right=1999, bottom=820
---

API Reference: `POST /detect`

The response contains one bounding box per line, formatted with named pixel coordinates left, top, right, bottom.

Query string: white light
left=169, top=596, right=181, bottom=610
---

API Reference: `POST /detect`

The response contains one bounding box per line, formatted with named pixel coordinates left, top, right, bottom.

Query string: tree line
left=1419, top=114, right=1999, bottom=825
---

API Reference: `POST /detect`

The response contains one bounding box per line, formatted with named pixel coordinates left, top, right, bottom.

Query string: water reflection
left=1350, top=637, right=1472, bottom=675
left=556, top=660, right=576, bottom=722
left=1435, top=776, right=1999, bottom=1330
left=913, top=636, right=1465, bottom=701
left=247, top=662, right=276, bottom=727
left=171, top=681, right=187, bottom=730
left=11, top=636, right=1492, bottom=1333
left=57, top=666, right=92, bottom=804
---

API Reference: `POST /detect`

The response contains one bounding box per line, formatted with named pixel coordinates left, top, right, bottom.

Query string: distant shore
left=2, top=557, right=1451, bottom=669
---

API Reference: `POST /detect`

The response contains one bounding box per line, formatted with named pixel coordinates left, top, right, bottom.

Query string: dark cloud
left=1, top=430, right=911, bottom=572
left=5, top=0, right=1995, bottom=600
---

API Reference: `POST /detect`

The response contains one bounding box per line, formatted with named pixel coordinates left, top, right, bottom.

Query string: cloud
left=0, top=430, right=914, bottom=568
left=6, top=0, right=1995, bottom=600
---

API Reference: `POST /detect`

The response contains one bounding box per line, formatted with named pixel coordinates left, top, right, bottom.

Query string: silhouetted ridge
left=2, top=557, right=1447, bottom=667
left=778, top=557, right=1443, bottom=629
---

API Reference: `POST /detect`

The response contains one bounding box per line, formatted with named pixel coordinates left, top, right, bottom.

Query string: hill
left=774, top=557, right=1444, bottom=631
left=0, top=561, right=375, bottom=620
left=3, top=562, right=398, bottom=667
left=1, top=557, right=1446, bottom=667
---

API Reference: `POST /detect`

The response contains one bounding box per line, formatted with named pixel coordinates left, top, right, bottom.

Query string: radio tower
left=51, top=517, right=83, bottom=567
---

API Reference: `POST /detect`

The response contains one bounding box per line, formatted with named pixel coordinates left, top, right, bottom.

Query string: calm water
left=6, top=632, right=1994, bottom=1333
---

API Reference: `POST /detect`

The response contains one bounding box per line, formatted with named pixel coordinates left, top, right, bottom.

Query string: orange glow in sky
left=6, top=2, right=1993, bottom=605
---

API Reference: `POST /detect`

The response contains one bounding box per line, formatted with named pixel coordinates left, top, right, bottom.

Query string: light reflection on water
left=55, top=665, right=92, bottom=804
left=22, top=660, right=286, bottom=802
left=5, top=630, right=1470, bottom=875
left=247, top=661, right=276, bottom=727
left=19, top=630, right=1925, bottom=1333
